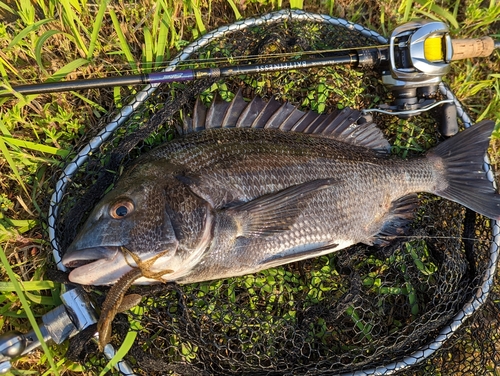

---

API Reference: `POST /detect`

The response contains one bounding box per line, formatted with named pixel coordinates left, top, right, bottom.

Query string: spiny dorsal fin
left=181, top=90, right=390, bottom=153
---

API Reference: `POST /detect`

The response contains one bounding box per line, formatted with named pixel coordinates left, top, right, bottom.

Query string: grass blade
left=17, top=0, right=35, bottom=25
left=0, top=1, right=15, bottom=15
left=0, top=213, right=37, bottom=235
left=0, top=280, right=57, bottom=292
left=160, top=3, right=178, bottom=52
left=46, top=58, right=89, bottom=82
left=155, top=19, right=169, bottom=67
left=398, top=0, right=413, bottom=22
left=225, top=0, right=242, bottom=19
left=0, top=245, right=60, bottom=375
left=289, top=0, right=303, bottom=9
left=0, top=137, right=28, bottom=195
left=25, top=291, right=59, bottom=305
left=414, top=0, right=459, bottom=29
left=35, top=30, right=66, bottom=75
left=0, top=135, right=70, bottom=157
left=143, top=26, right=153, bottom=72
left=109, top=7, right=138, bottom=73
left=8, top=19, right=53, bottom=48
left=190, top=0, right=207, bottom=35
left=452, top=0, right=460, bottom=20
left=70, top=90, right=108, bottom=113
left=67, top=0, right=82, bottom=13
left=0, top=56, right=18, bottom=78
left=0, top=62, right=6, bottom=80
left=88, top=0, right=110, bottom=59
left=59, top=0, right=89, bottom=56
left=154, top=1, right=169, bottom=67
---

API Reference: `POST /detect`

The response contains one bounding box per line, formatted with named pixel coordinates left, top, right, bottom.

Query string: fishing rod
left=1, top=49, right=387, bottom=96
left=2, top=21, right=498, bottom=100
left=1, top=20, right=498, bottom=136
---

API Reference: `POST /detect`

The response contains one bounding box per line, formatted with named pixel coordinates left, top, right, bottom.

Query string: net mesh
left=48, top=10, right=500, bottom=375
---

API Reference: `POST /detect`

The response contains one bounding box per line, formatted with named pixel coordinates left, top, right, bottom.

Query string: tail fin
left=429, top=120, right=500, bottom=220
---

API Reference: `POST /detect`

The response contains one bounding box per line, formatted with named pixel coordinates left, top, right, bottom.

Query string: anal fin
left=369, top=194, right=419, bottom=247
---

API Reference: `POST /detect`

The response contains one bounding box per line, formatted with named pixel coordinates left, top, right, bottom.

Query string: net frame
left=46, top=9, right=500, bottom=375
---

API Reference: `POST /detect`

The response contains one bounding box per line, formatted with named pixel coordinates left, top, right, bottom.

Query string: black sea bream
left=62, top=92, right=500, bottom=286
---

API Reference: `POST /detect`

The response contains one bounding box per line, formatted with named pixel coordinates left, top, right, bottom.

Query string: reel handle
left=451, top=37, right=497, bottom=60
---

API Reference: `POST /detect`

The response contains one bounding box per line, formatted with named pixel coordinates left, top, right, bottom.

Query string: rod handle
left=451, top=37, right=496, bottom=60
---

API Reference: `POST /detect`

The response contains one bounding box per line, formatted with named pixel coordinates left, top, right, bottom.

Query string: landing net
left=48, top=10, right=500, bottom=375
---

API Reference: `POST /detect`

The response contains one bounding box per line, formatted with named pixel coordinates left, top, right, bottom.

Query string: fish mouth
left=62, top=246, right=119, bottom=268
left=62, top=246, right=169, bottom=286
left=62, top=246, right=135, bottom=286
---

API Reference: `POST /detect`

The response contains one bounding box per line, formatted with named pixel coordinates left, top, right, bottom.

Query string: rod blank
left=1, top=48, right=386, bottom=97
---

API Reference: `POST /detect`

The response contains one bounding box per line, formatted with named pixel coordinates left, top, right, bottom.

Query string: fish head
left=62, top=162, right=180, bottom=285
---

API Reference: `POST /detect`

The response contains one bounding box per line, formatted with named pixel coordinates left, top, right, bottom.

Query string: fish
left=62, top=91, right=500, bottom=286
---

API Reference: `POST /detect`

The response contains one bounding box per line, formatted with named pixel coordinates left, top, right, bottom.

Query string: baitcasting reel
left=379, top=20, right=498, bottom=135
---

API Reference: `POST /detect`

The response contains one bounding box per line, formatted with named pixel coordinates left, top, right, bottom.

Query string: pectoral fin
left=225, top=179, right=334, bottom=237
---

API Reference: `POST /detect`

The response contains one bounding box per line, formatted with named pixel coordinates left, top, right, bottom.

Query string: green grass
left=0, top=0, right=498, bottom=374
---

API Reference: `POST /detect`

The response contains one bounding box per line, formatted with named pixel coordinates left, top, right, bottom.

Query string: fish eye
left=110, top=199, right=134, bottom=219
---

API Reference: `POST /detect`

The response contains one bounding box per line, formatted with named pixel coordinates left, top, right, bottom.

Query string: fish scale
left=119, top=128, right=432, bottom=283
left=162, top=128, right=431, bottom=208
left=62, top=94, right=500, bottom=286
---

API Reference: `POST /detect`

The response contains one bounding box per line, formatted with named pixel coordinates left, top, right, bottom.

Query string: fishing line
left=148, top=44, right=393, bottom=67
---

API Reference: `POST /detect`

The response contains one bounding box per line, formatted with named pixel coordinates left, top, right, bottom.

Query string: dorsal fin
left=181, top=90, right=390, bottom=153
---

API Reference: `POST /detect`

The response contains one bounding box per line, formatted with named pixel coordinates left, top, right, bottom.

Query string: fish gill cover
left=49, top=11, right=500, bottom=376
